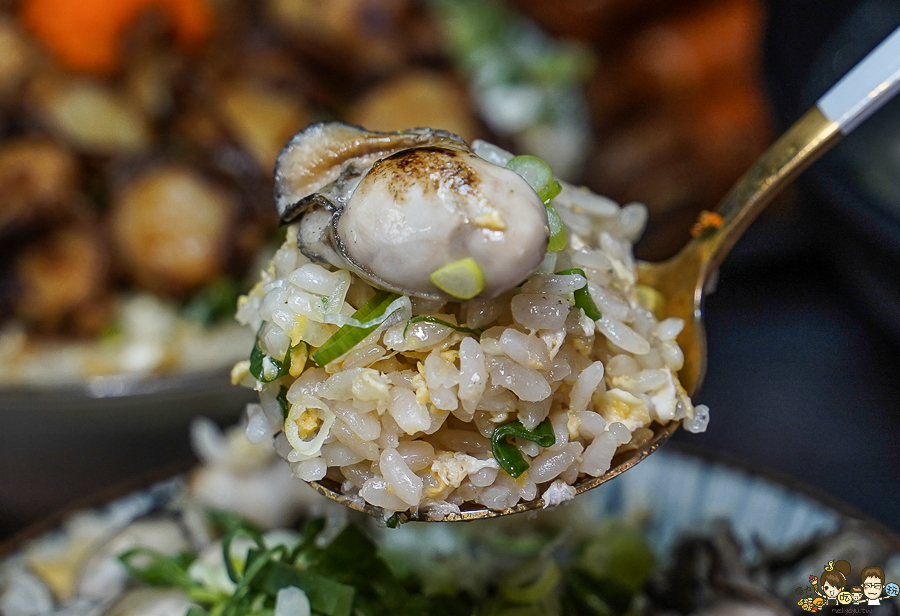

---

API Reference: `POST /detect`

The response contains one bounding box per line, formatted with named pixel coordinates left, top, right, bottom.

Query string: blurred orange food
left=20, top=0, right=213, bottom=74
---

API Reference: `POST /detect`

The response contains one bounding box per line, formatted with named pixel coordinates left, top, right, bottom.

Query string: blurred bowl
left=0, top=369, right=255, bottom=539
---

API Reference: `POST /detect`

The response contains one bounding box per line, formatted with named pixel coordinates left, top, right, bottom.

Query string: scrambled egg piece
left=288, top=343, right=309, bottom=378
left=598, top=388, right=650, bottom=432
left=413, top=365, right=431, bottom=405
left=566, top=409, right=581, bottom=440
left=430, top=451, right=499, bottom=490
left=288, top=314, right=309, bottom=347
left=440, top=349, right=459, bottom=364
left=351, top=368, right=391, bottom=403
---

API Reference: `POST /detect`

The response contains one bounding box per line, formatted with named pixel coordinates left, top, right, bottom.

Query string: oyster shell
left=273, top=122, right=550, bottom=300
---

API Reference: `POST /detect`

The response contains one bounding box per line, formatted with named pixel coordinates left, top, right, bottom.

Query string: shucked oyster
left=274, top=122, right=549, bottom=300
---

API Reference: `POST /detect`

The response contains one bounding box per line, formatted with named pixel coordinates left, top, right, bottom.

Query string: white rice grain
left=292, top=458, right=327, bottom=482
left=380, top=448, right=423, bottom=506
left=529, top=442, right=583, bottom=484
left=684, top=404, right=710, bottom=433
left=517, top=398, right=552, bottom=430
left=387, top=387, right=431, bottom=435
left=499, top=329, right=550, bottom=370
left=457, top=338, right=487, bottom=416
left=486, top=355, right=551, bottom=402
left=331, top=402, right=381, bottom=442
left=360, top=477, right=409, bottom=511
left=510, top=294, right=570, bottom=331
left=617, top=202, right=649, bottom=243
left=434, top=428, right=491, bottom=456
left=332, top=419, right=379, bottom=461
left=569, top=360, right=604, bottom=412
left=580, top=431, right=618, bottom=476
left=576, top=411, right=607, bottom=438
left=424, top=350, right=459, bottom=388
left=521, top=273, right=586, bottom=296
left=469, top=465, right=499, bottom=487
left=321, top=442, right=363, bottom=467
left=340, top=344, right=387, bottom=370
left=561, top=184, right=619, bottom=217
left=655, top=317, right=684, bottom=341
left=396, top=440, right=435, bottom=472
left=659, top=340, right=685, bottom=370
left=595, top=316, right=650, bottom=355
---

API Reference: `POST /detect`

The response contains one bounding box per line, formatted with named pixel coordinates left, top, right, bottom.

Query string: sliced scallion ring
left=505, top=155, right=562, bottom=203
left=430, top=257, right=485, bottom=299
left=285, top=394, right=335, bottom=457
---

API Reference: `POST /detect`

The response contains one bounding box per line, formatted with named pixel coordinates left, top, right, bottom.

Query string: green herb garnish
left=555, top=268, right=601, bottom=321
left=249, top=330, right=292, bottom=383
left=311, top=291, right=401, bottom=366
left=491, top=418, right=556, bottom=478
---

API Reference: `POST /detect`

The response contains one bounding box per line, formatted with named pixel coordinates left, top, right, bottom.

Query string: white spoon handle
left=818, top=24, right=900, bottom=133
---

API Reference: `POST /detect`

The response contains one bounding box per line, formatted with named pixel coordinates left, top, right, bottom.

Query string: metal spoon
left=310, top=24, right=900, bottom=523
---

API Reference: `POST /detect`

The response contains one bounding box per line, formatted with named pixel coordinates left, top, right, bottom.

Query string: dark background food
left=2, top=0, right=900, bottom=542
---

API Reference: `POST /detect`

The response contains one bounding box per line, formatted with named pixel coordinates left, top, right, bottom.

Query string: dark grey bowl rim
left=0, top=367, right=237, bottom=403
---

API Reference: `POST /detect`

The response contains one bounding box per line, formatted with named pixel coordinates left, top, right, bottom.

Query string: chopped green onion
left=546, top=204, right=567, bottom=252
left=505, top=155, right=561, bottom=203
left=118, top=548, right=222, bottom=605
left=222, top=527, right=265, bottom=584
left=385, top=512, right=406, bottom=528
left=206, top=509, right=263, bottom=537
left=276, top=386, right=289, bottom=420
left=311, top=291, right=401, bottom=366
left=491, top=418, right=555, bottom=478
left=249, top=331, right=291, bottom=383
left=555, top=268, right=601, bottom=321
left=254, top=562, right=355, bottom=616
left=506, top=155, right=567, bottom=252
left=430, top=257, right=485, bottom=299
left=402, top=316, right=484, bottom=339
